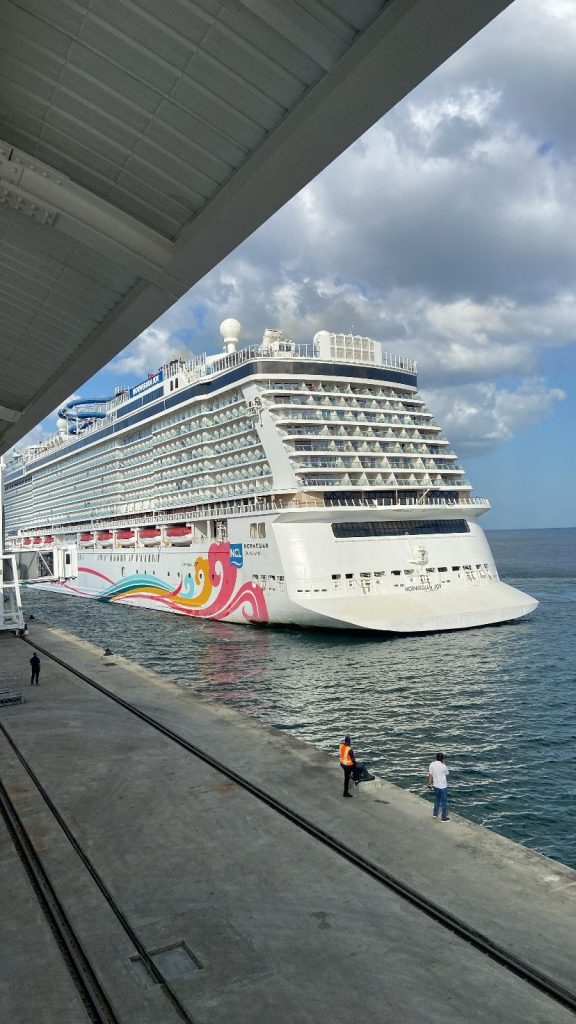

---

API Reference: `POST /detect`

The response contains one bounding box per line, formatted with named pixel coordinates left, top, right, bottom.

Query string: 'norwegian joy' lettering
left=129, top=371, right=163, bottom=397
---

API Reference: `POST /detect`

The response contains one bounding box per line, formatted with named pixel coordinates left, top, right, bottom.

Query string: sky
left=24, top=0, right=576, bottom=529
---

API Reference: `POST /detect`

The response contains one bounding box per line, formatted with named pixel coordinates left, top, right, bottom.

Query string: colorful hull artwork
left=62, top=542, right=269, bottom=622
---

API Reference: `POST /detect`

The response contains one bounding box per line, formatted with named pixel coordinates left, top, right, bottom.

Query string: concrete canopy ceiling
left=0, top=0, right=513, bottom=454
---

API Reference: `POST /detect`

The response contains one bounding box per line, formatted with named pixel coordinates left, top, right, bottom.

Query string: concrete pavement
left=1, top=621, right=575, bottom=1024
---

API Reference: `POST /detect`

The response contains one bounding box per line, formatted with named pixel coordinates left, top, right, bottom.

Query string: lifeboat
left=23, top=537, right=32, bottom=546
left=32, top=537, right=42, bottom=545
left=139, top=527, right=162, bottom=546
left=44, top=536, right=54, bottom=544
left=117, top=529, right=136, bottom=546
left=166, top=525, right=193, bottom=545
left=79, top=532, right=94, bottom=546
left=97, top=531, right=114, bottom=546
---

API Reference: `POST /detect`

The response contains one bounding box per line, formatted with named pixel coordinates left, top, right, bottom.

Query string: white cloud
left=408, top=86, right=501, bottom=140
left=112, top=327, right=193, bottom=376
left=108, top=0, right=576, bottom=464
left=424, top=380, right=566, bottom=455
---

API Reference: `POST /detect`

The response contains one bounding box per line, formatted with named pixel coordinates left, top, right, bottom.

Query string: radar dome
left=57, top=418, right=67, bottom=434
left=220, top=318, right=241, bottom=353
left=313, top=330, right=331, bottom=347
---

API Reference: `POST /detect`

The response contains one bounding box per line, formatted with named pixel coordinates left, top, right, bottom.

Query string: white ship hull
left=26, top=512, right=537, bottom=633
left=4, top=321, right=538, bottom=634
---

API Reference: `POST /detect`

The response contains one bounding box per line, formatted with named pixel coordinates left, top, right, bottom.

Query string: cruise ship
left=2, top=319, right=537, bottom=633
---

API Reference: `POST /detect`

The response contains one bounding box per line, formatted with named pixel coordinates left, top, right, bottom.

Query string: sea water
left=20, top=528, right=576, bottom=869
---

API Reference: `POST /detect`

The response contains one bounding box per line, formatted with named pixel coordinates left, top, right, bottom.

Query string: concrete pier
left=1, top=621, right=575, bottom=1024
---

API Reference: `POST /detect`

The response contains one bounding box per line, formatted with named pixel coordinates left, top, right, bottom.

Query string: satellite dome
left=313, top=330, right=331, bottom=347
left=220, top=318, right=241, bottom=353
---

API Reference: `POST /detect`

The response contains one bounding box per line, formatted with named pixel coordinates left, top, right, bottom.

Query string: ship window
left=331, top=519, right=470, bottom=538
left=438, top=567, right=448, bottom=572
left=426, top=567, right=435, bottom=572
left=391, top=570, right=401, bottom=576
left=452, top=566, right=460, bottom=571
left=331, top=574, right=341, bottom=580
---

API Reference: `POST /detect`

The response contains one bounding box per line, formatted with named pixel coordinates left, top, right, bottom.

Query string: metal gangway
left=1, top=553, right=24, bottom=633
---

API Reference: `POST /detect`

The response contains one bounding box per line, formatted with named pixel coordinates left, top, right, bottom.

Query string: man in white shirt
left=428, top=752, right=449, bottom=821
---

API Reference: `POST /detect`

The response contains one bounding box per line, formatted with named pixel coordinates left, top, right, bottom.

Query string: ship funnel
left=220, top=318, right=241, bottom=354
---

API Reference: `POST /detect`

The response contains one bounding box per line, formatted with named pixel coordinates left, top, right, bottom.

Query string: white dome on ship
left=313, top=330, right=331, bottom=346
left=57, top=418, right=67, bottom=434
left=220, top=318, right=241, bottom=353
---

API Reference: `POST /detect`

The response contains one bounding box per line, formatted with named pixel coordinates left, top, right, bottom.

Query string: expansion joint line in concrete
left=0, top=719, right=199, bottom=1024
left=0, top=776, right=118, bottom=1024
left=19, top=636, right=576, bottom=1018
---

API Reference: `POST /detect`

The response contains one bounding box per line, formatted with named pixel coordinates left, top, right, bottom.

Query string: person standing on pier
left=30, top=652, right=41, bottom=686
left=339, top=736, right=357, bottom=798
left=428, top=752, right=449, bottom=820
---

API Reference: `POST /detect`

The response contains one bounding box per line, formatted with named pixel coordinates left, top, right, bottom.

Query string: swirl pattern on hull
left=62, top=542, right=269, bottom=623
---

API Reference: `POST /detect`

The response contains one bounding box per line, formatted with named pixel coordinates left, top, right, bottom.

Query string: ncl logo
left=230, top=544, right=243, bottom=568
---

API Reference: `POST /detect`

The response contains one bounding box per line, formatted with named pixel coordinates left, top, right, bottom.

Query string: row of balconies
left=121, top=408, right=251, bottom=455
left=291, top=455, right=463, bottom=472
left=288, top=440, right=457, bottom=458
left=24, top=430, right=262, bottom=509
left=280, top=424, right=447, bottom=441
left=297, top=472, right=471, bottom=488
left=272, top=409, right=439, bottom=428
left=266, top=394, right=426, bottom=414
left=112, top=438, right=265, bottom=482
left=30, top=454, right=270, bottom=512
left=21, top=458, right=274, bottom=524
left=33, top=421, right=260, bottom=496
left=118, top=395, right=246, bottom=451
left=261, top=381, right=422, bottom=404
left=115, top=448, right=267, bottom=489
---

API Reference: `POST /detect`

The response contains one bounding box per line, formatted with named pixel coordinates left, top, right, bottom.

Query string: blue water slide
left=58, top=397, right=112, bottom=432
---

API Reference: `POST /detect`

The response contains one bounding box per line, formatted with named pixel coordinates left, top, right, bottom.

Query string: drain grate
left=132, top=942, right=202, bottom=984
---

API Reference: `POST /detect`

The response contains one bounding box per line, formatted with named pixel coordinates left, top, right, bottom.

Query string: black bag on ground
left=353, top=762, right=375, bottom=783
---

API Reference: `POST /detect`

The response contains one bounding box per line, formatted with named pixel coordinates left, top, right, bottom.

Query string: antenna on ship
left=220, top=318, right=241, bottom=354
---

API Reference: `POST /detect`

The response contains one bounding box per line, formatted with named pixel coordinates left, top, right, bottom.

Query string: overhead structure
left=0, top=0, right=513, bottom=454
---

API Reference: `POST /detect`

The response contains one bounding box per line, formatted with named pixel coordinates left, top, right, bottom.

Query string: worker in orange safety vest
left=339, top=735, right=357, bottom=797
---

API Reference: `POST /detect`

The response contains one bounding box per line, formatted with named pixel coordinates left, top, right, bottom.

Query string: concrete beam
left=0, top=403, right=21, bottom=424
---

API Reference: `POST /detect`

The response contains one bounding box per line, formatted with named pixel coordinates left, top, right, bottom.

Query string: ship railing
left=8, top=495, right=491, bottom=546
left=181, top=344, right=417, bottom=379
left=320, top=495, right=488, bottom=509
